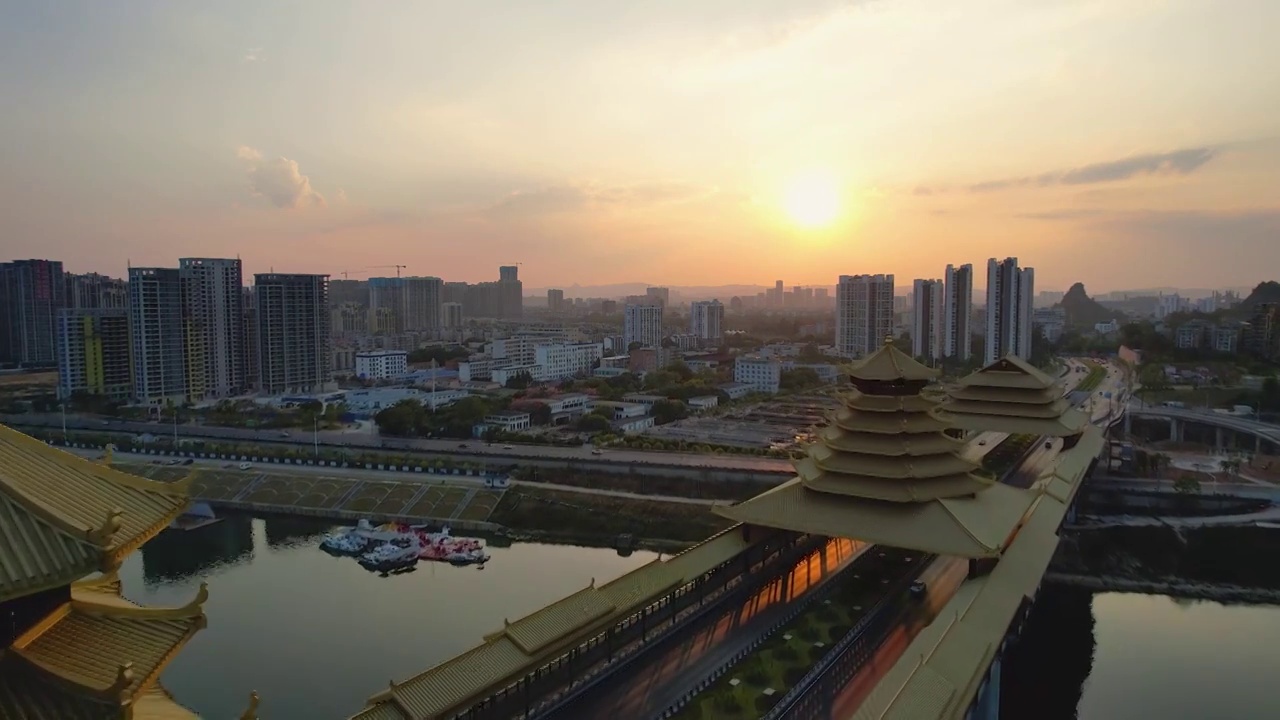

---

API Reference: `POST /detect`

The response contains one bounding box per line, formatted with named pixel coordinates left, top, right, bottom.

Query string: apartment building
left=690, top=300, right=725, bottom=345
left=985, top=257, right=1035, bottom=364
left=355, top=349, right=408, bottom=381
left=624, top=303, right=664, bottom=349
left=255, top=273, right=333, bottom=395
left=943, top=263, right=973, bottom=361
left=547, top=289, right=565, bottom=313
left=734, top=355, right=782, bottom=394
left=912, top=279, right=944, bottom=362
left=65, top=272, right=128, bottom=310
left=403, top=276, right=443, bottom=332
left=179, top=258, right=245, bottom=397
left=534, top=342, right=603, bottom=381
left=835, top=274, right=894, bottom=358
left=128, top=267, right=190, bottom=406
left=0, top=259, right=65, bottom=367
left=55, top=308, right=131, bottom=401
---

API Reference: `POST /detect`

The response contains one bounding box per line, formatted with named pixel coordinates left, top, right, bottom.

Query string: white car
left=238, top=462, right=252, bottom=471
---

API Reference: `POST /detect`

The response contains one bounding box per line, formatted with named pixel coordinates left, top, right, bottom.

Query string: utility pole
left=313, top=416, right=320, bottom=460
left=61, top=401, right=67, bottom=441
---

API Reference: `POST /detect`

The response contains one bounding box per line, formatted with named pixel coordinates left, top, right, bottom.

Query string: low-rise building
left=592, top=366, right=628, bottom=378
left=535, top=342, right=603, bottom=381
left=613, top=415, right=656, bottom=434
left=1213, top=324, right=1241, bottom=353
left=545, top=393, right=590, bottom=415
left=482, top=411, right=531, bottom=433
left=355, top=349, right=408, bottom=381
left=780, top=361, right=840, bottom=384
left=1175, top=321, right=1210, bottom=349
left=622, top=393, right=669, bottom=408
left=341, top=387, right=469, bottom=416
left=491, top=364, right=540, bottom=386
left=719, top=382, right=754, bottom=400
left=588, top=400, right=649, bottom=419
left=734, top=355, right=782, bottom=394
left=687, top=395, right=719, bottom=412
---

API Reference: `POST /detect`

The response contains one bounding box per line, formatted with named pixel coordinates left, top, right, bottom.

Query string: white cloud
left=235, top=146, right=324, bottom=209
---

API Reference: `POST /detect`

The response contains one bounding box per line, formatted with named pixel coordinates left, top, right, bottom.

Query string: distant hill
left=1238, top=281, right=1280, bottom=311
left=1057, top=283, right=1123, bottom=327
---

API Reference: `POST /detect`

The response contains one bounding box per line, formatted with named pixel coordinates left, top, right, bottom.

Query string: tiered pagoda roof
left=0, top=423, right=254, bottom=719
left=716, top=340, right=1038, bottom=558
left=939, top=354, right=1087, bottom=437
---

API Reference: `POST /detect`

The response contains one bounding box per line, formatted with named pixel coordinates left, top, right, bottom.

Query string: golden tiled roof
left=848, top=339, right=940, bottom=382
left=353, top=526, right=754, bottom=720
left=940, top=355, right=1087, bottom=437
left=0, top=424, right=190, bottom=602
left=0, top=576, right=208, bottom=720
left=818, top=426, right=964, bottom=457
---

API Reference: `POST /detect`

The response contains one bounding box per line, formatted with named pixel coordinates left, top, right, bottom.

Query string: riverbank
left=1042, top=573, right=1280, bottom=604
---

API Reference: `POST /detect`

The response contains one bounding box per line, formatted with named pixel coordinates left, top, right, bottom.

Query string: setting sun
left=782, top=172, right=842, bottom=229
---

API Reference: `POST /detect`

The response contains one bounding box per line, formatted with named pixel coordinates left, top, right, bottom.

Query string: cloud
left=1014, top=208, right=1112, bottom=221
left=242, top=48, right=262, bottom=63
left=235, top=146, right=325, bottom=209
left=486, top=181, right=715, bottom=217
left=966, top=146, right=1219, bottom=193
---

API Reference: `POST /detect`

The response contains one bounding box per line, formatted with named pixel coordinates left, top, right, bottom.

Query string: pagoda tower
left=0, top=423, right=260, bottom=718
left=940, top=354, right=1088, bottom=443
left=717, top=338, right=1038, bottom=558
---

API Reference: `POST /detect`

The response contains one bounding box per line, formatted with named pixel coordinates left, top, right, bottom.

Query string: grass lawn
left=1076, top=361, right=1106, bottom=393
left=674, top=550, right=916, bottom=720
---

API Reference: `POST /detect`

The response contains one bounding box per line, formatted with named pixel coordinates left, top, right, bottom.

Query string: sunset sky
left=2, top=0, right=1278, bottom=292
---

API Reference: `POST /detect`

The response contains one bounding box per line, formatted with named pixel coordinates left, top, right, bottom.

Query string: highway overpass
left=1125, top=403, right=1280, bottom=452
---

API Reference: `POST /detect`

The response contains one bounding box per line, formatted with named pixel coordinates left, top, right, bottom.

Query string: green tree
left=1173, top=475, right=1201, bottom=494
left=651, top=399, right=687, bottom=425
left=780, top=367, right=823, bottom=392
left=504, top=372, right=533, bottom=390
left=577, top=413, right=612, bottom=432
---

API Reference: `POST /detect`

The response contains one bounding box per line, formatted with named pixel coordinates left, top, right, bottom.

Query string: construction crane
left=367, top=264, right=407, bottom=278
left=334, top=270, right=358, bottom=280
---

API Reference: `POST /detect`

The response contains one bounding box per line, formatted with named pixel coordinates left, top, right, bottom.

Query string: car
left=458, top=443, right=468, bottom=449
left=978, top=439, right=987, bottom=446
left=502, top=445, right=513, bottom=450
left=181, top=458, right=194, bottom=465
left=591, top=449, right=603, bottom=455
left=238, top=462, right=252, bottom=471
left=909, top=580, right=927, bottom=598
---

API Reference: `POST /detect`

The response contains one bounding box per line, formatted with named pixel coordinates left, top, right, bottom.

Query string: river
left=125, top=515, right=1280, bottom=719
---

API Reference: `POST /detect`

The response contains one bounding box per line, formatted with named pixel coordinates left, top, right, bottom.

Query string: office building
left=690, top=300, right=725, bottom=346
left=355, top=349, right=408, bottom=381
left=55, top=308, right=131, bottom=401
left=646, top=287, right=670, bottom=307
left=255, top=273, right=333, bottom=395
left=985, top=257, right=1035, bottom=364
left=128, top=267, right=189, bottom=406
left=65, top=272, right=128, bottom=310
left=835, top=274, right=895, bottom=358
left=734, top=356, right=782, bottom=394
left=623, top=303, right=664, bottom=350
left=179, top=258, right=245, bottom=397
left=403, top=276, right=443, bottom=332
left=912, top=279, right=944, bottom=362
left=0, top=259, right=65, bottom=367
left=943, top=264, right=973, bottom=361
left=547, top=289, right=565, bottom=313
left=1032, top=307, right=1066, bottom=344
left=534, top=342, right=604, bottom=381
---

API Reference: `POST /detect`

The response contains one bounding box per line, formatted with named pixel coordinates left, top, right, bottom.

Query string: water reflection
left=1006, top=587, right=1280, bottom=720
left=140, top=514, right=254, bottom=585
left=124, top=514, right=660, bottom=719
left=262, top=514, right=332, bottom=548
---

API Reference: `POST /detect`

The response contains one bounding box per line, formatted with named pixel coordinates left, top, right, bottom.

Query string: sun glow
left=782, top=172, right=842, bottom=229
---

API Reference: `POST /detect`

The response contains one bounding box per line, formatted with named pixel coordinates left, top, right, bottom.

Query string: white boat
left=358, top=542, right=420, bottom=572
left=320, top=532, right=369, bottom=555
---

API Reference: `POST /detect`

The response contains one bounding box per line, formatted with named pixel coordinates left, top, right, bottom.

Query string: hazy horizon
left=3, top=1, right=1278, bottom=292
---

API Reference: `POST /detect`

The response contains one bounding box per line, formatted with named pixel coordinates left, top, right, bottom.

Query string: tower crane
left=367, top=264, right=407, bottom=278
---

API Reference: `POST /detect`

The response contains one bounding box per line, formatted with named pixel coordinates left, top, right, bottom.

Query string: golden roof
left=352, top=526, right=754, bottom=720
left=0, top=424, right=190, bottom=602
left=0, top=575, right=208, bottom=720
left=847, top=338, right=940, bottom=383
left=715, top=478, right=1032, bottom=558
left=850, top=428, right=1106, bottom=720
left=818, top=426, right=964, bottom=457
left=939, top=356, right=1087, bottom=437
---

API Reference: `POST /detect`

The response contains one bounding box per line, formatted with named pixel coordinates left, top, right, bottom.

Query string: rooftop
left=939, top=355, right=1087, bottom=437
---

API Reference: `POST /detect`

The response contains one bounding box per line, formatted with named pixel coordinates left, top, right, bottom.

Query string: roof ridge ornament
left=109, top=662, right=135, bottom=700
left=87, top=507, right=125, bottom=547
left=885, top=335, right=895, bottom=346
left=240, top=690, right=261, bottom=719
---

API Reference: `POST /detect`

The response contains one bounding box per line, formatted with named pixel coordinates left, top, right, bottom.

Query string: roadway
left=65, top=448, right=726, bottom=506
left=1125, top=402, right=1280, bottom=445
left=3, top=413, right=794, bottom=474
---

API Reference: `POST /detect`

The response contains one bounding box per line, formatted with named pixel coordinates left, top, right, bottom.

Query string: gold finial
left=109, top=663, right=135, bottom=699
left=88, top=508, right=125, bottom=546
left=240, top=691, right=260, bottom=720
left=503, top=618, right=511, bottom=627
left=884, top=335, right=895, bottom=346
left=180, top=581, right=210, bottom=612
left=589, top=577, right=595, bottom=588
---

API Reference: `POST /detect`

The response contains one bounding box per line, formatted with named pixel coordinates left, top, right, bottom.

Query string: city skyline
left=3, top=1, right=1279, bottom=291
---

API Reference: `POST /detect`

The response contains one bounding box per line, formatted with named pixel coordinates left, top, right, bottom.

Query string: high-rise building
left=332, top=302, right=368, bottom=338
left=403, top=276, right=443, bottom=332
left=65, top=272, right=128, bottom=310
left=835, top=274, right=895, bottom=358
left=623, top=303, right=663, bottom=349
left=690, top=300, right=725, bottom=345
left=985, top=257, right=1035, bottom=364
left=368, top=277, right=405, bottom=334
left=241, top=286, right=259, bottom=390
left=179, top=258, right=245, bottom=397
left=943, top=263, right=974, bottom=361
left=547, top=289, right=565, bottom=313
left=441, top=302, right=464, bottom=329
left=646, top=287, right=669, bottom=307
left=498, top=265, right=523, bottom=319
left=55, top=308, right=132, bottom=401
left=254, top=273, right=333, bottom=395
left=0, top=259, right=65, bottom=367
left=128, top=267, right=189, bottom=407
left=912, top=279, right=944, bottom=362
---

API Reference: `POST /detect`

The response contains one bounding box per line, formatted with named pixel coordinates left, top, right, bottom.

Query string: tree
left=504, top=372, right=533, bottom=390
left=576, top=413, right=612, bottom=432
left=780, top=367, right=823, bottom=392
left=374, top=399, right=426, bottom=436
left=1173, top=475, right=1201, bottom=494
left=651, top=399, right=687, bottom=425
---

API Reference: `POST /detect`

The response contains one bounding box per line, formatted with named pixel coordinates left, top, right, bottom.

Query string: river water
left=126, top=515, right=1280, bottom=720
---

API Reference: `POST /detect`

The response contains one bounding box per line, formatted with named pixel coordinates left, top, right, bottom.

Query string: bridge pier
left=1216, top=427, right=1225, bottom=454
left=1124, top=411, right=1132, bottom=436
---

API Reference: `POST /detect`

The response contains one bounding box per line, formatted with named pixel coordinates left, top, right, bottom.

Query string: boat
left=320, top=532, right=369, bottom=556
left=446, top=547, right=490, bottom=566
left=357, top=542, right=420, bottom=573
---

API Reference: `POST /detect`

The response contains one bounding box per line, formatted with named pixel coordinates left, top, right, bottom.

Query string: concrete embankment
left=1043, top=573, right=1280, bottom=604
